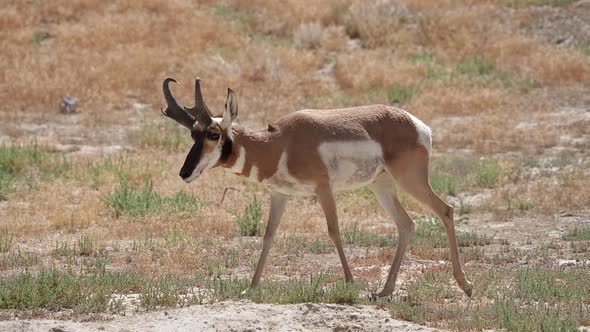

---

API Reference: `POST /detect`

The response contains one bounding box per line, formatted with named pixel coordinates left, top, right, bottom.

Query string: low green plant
left=134, top=122, right=190, bottom=152
left=408, top=52, right=451, bottom=82
left=429, top=173, right=458, bottom=197
left=212, top=274, right=363, bottom=304
left=0, top=143, right=71, bottom=199
left=77, top=236, right=94, bottom=256
left=387, top=84, right=415, bottom=105
left=235, top=196, right=263, bottom=236
left=386, top=266, right=589, bottom=331
left=578, top=44, right=590, bottom=57
left=408, top=52, right=436, bottom=64
left=53, top=241, right=76, bottom=257
left=0, top=260, right=200, bottom=312
left=410, top=217, right=490, bottom=260
left=32, top=32, right=50, bottom=46
left=432, top=157, right=502, bottom=189
left=457, top=203, right=473, bottom=215
left=563, top=226, right=590, bottom=241
left=211, top=3, right=252, bottom=33
left=0, top=230, right=14, bottom=253
left=472, top=159, right=501, bottom=188
left=284, top=235, right=334, bottom=254
left=457, top=57, right=495, bottom=77
left=342, top=223, right=397, bottom=247
left=140, top=276, right=194, bottom=310
left=456, top=57, right=521, bottom=90
left=0, top=250, right=40, bottom=270
left=104, top=179, right=201, bottom=218
left=456, top=231, right=491, bottom=247
left=164, top=226, right=189, bottom=246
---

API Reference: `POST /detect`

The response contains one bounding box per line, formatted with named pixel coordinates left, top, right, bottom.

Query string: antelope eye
left=206, top=132, right=220, bottom=140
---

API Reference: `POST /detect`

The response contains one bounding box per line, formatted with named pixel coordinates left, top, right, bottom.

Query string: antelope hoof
left=367, top=292, right=378, bottom=302
left=368, top=288, right=394, bottom=301
left=462, top=281, right=473, bottom=297
left=377, top=291, right=393, bottom=299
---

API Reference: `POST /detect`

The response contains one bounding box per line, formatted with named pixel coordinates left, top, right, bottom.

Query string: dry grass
left=0, top=0, right=589, bottom=330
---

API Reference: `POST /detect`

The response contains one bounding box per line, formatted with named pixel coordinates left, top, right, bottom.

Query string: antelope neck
left=221, top=126, right=279, bottom=182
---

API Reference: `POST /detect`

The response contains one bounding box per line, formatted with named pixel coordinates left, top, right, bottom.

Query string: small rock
left=50, top=327, right=67, bottom=332
left=558, top=259, right=577, bottom=267
left=60, top=96, right=79, bottom=114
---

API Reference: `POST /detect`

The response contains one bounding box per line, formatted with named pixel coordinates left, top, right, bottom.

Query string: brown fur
left=222, top=105, right=419, bottom=184
left=195, top=102, right=470, bottom=298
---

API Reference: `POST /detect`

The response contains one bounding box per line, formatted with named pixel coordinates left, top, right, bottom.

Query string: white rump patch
left=406, top=112, right=432, bottom=156
left=318, top=141, right=384, bottom=191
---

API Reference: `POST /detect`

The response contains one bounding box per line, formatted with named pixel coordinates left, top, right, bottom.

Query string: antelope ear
left=221, top=88, right=238, bottom=129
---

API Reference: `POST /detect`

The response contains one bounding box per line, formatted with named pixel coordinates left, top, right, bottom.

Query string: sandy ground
left=0, top=300, right=440, bottom=332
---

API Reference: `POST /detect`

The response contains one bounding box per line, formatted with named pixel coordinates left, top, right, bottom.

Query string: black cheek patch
left=179, top=135, right=204, bottom=179
left=220, top=138, right=233, bottom=163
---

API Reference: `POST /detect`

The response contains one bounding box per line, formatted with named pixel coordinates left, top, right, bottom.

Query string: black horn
left=161, top=78, right=196, bottom=129
left=184, top=78, right=213, bottom=129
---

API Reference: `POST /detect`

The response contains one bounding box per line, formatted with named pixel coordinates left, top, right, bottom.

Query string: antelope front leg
left=316, top=185, right=354, bottom=282
left=250, top=192, right=287, bottom=289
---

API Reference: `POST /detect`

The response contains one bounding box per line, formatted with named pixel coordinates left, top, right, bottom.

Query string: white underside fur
left=405, top=111, right=432, bottom=156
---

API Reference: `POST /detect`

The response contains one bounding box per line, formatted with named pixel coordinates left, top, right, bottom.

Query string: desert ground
left=0, top=0, right=589, bottom=331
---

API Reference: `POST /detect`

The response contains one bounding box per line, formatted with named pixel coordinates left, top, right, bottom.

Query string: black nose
left=179, top=169, right=191, bottom=179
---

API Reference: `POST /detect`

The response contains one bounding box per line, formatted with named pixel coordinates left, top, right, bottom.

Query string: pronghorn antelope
left=161, top=78, right=473, bottom=297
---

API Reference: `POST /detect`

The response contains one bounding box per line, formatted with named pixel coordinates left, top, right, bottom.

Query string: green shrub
left=387, top=84, right=415, bottom=105
left=104, top=179, right=201, bottom=218
left=0, top=143, right=71, bottom=199
left=235, top=196, right=263, bottom=236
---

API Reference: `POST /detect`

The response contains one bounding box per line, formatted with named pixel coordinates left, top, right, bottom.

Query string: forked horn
left=161, top=78, right=196, bottom=129
left=183, top=78, right=213, bottom=129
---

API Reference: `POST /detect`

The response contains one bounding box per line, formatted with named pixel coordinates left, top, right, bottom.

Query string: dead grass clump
left=0, top=6, right=23, bottom=30
left=293, top=22, right=348, bottom=52
left=526, top=47, right=590, bottom=86
left=433, top=113, right=562, bottom=154
left=345, top=0, right=411, bottom=48
left=490, top=168, right=590, bottom=216
left=417, top=5, right=506, bottom=62
left=294, top=22, right=324, bottom=50
left=230, top=0, right=349, bottom=36
left=334, top=50, right=427, bottom=91
left=410, top=84, right=512, bottom=120
left=1, top=0, right=241, bottom=114
left=35, top=0, right=109, bottom=24
left=321, top=26, right=349, bottom=52
left=49, top=200, right=102, bottom=231
left=488, top=35, right=590, bottom=86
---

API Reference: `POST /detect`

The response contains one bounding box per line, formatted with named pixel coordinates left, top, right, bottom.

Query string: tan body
left=224, top=106, right=418, bottom=194
left=220, top=105, right=472, bottom=297
left=161, top=79, right=472, bottom=298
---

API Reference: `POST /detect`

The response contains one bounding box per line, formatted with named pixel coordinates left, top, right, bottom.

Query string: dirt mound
left=0, top=301, right=439, bottom=332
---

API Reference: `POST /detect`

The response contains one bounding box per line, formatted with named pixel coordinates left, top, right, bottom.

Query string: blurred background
left=2, top=0, right=588, bottom=153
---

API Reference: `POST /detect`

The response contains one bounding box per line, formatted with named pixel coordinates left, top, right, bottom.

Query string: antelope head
left=161, top=78, right=238, bottom=182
